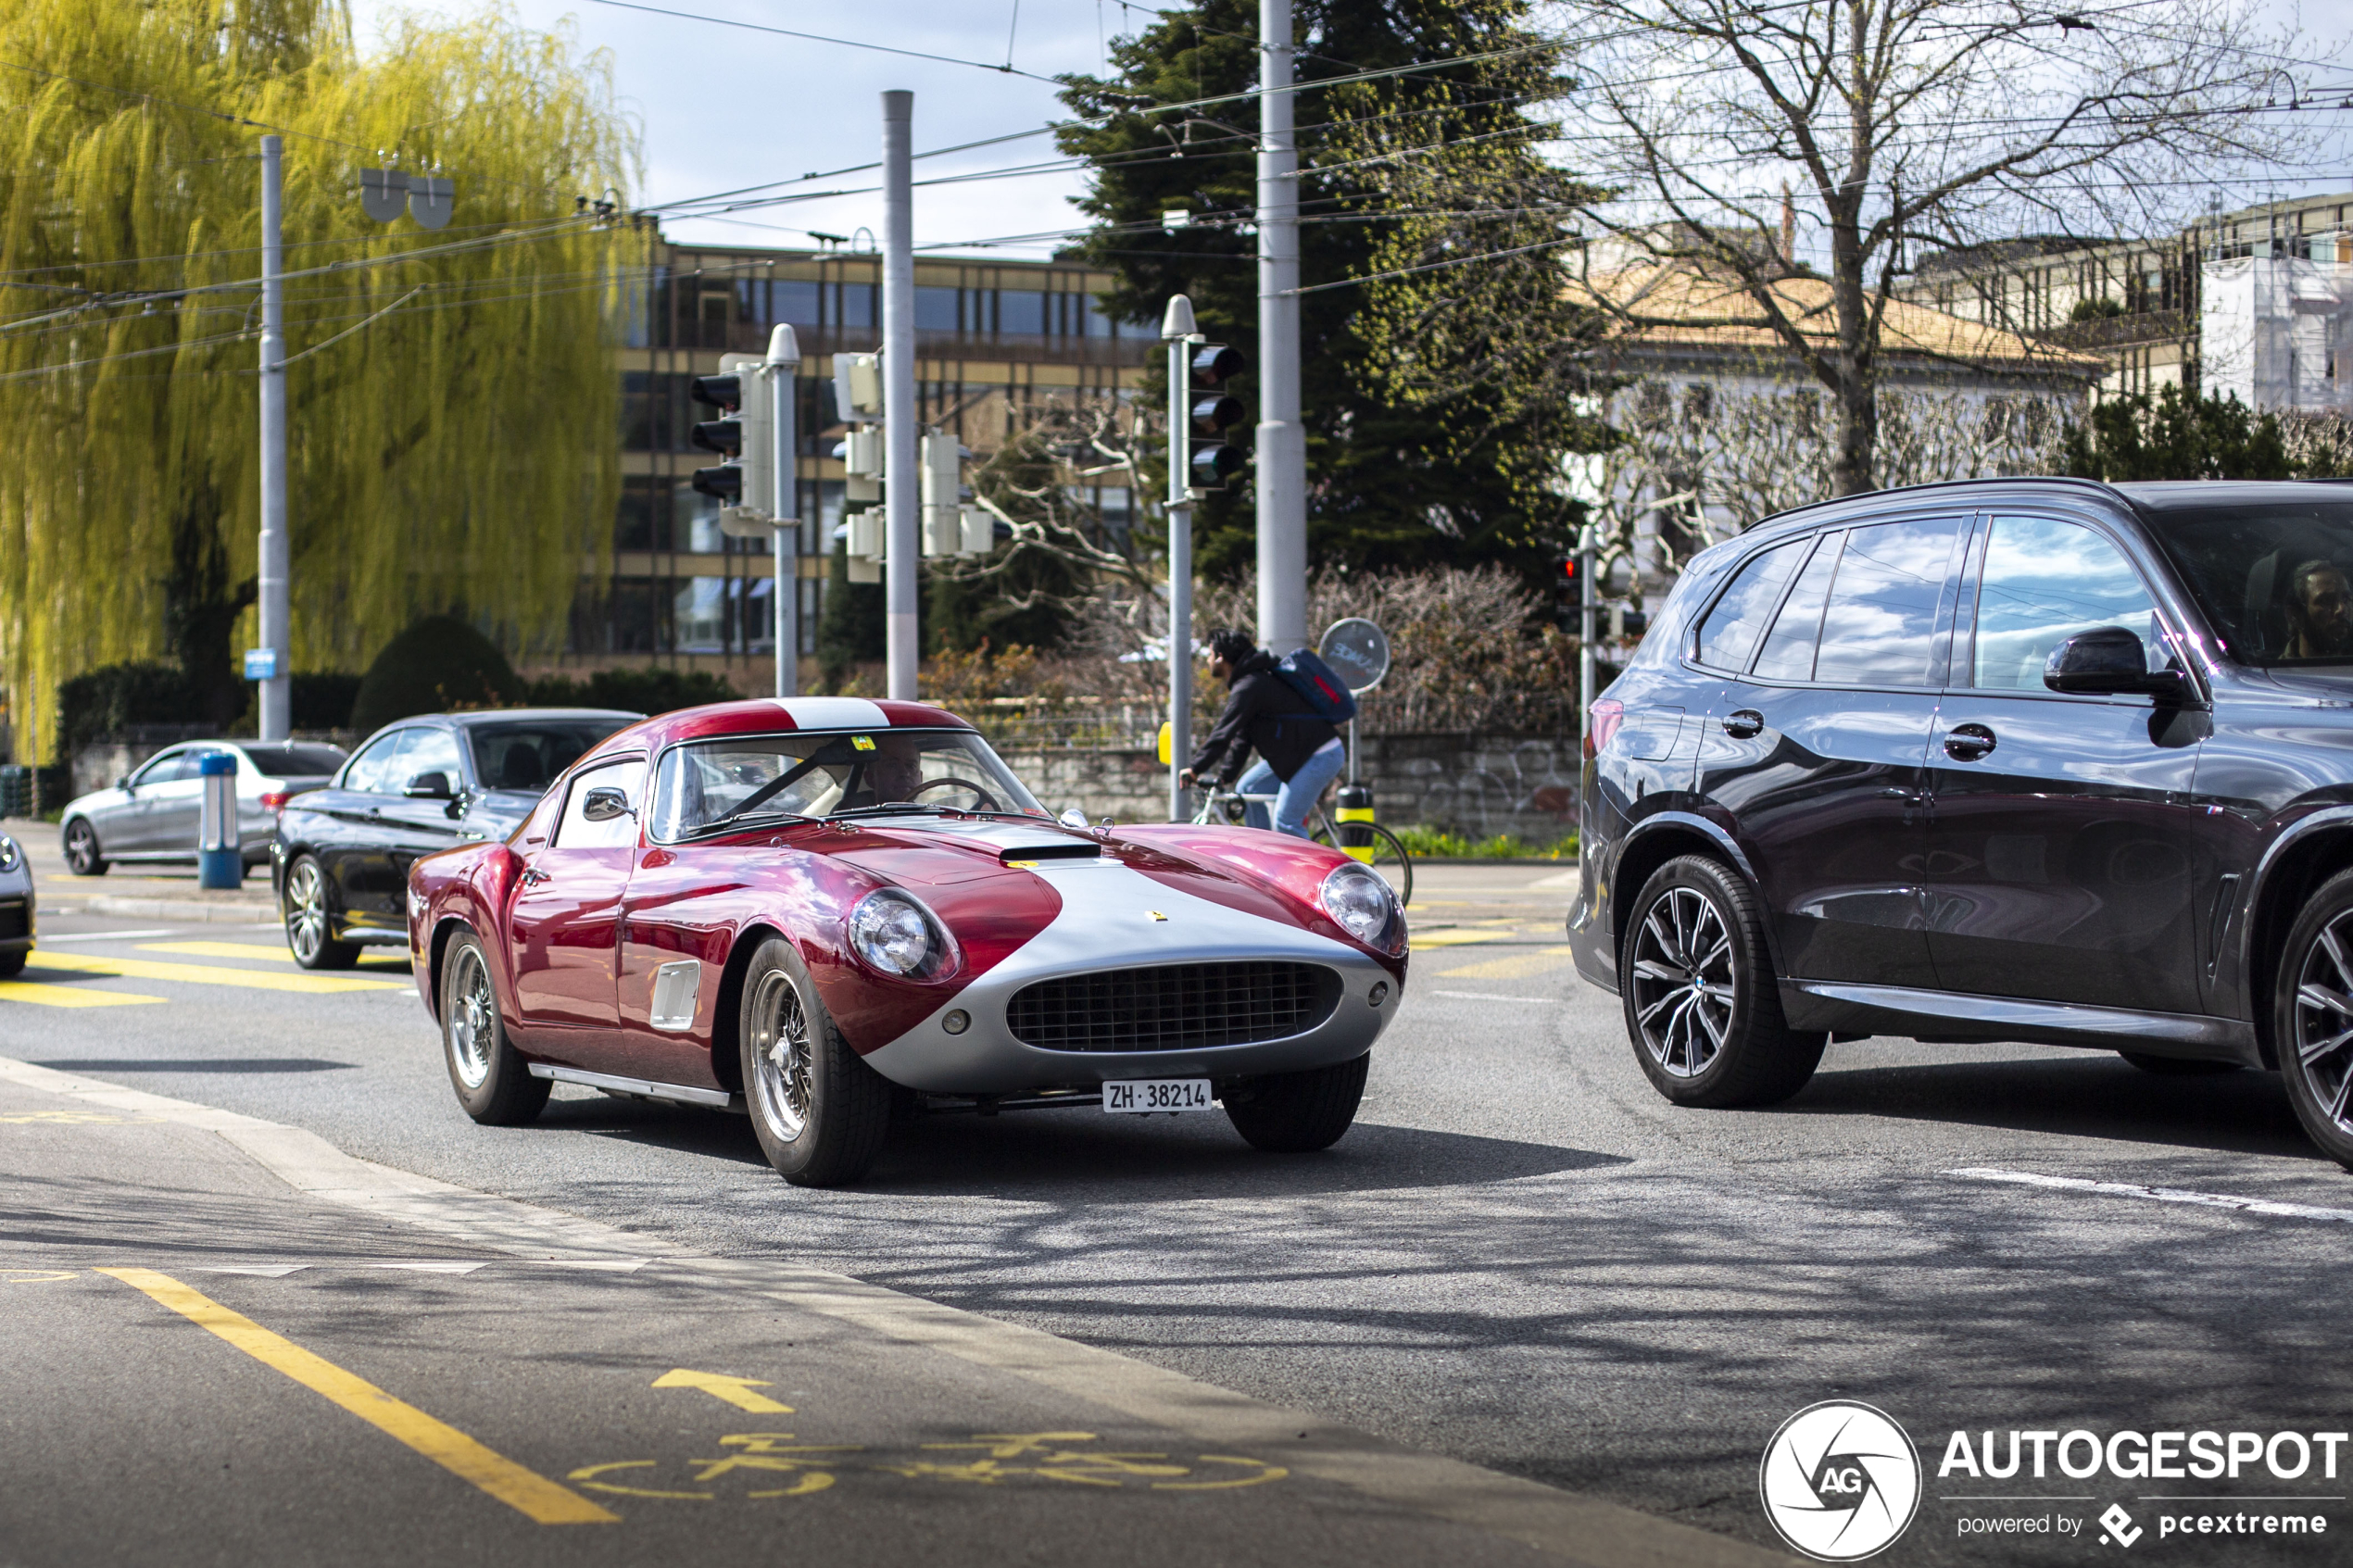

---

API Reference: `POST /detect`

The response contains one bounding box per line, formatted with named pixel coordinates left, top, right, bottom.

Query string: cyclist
left=1176, top=628, right=1346, bottom=838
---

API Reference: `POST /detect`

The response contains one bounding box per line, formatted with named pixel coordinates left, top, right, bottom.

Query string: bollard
left=1335, top=783, right=1376, bottom=864
left=196, top=751, right=242, bottom=890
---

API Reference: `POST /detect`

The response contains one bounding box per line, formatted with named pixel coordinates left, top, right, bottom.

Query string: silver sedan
left=60, top=740, right=347, bottom=876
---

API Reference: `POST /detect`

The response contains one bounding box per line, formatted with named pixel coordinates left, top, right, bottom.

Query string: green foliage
left=2069, top=297, right=2127, bottom=321
left=0, top=0, right=633, bottom=762
left=53, top=662, right=201, bottom=755
left=351, top=616, right=522, bottom=733
left=1391, top=826, right=1578, bottom=860
left=290, top=671, right=362, bottom=731
left=2062, top=384, right=2294, bottom=481
left=818, top=543, right=884, bottom=689
left=1054, top=0, right=1593, bottom=582
left=522, top=666, right=733, bottom=716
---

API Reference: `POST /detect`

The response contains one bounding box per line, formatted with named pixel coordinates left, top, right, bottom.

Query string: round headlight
left=0, top=834, right=17, bottom=872
left=848, top=889, right=952, bottom=978
left=1320, top=861, right=1403, bottom=953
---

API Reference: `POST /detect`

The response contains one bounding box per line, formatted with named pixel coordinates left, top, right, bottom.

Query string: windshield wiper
left=677, top=808, right=815, bottom=840
left=827, top=802, right=960, bottom=820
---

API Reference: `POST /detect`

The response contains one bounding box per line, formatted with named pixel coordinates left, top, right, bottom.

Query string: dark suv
left=1568, top=477, right=2353, bottom=1167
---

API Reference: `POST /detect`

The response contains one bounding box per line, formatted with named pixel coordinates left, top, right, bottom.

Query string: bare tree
left=1560, top=0, right=2317, bottom=495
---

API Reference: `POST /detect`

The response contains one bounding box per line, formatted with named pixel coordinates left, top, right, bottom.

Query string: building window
left=837, top=282, right=875, bottom=330
left=675, top=577, right=729, bottom=652
left=617, top=477, right=673, bottom=552
left=776, top=280, right=821, bottom=326
left=1000, top=290, right=1047, bottom=336
left=916, top=286, right=959, bottom=332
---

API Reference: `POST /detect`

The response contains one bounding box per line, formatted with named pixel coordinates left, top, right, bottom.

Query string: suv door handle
left=1944, top=723, right=1997, bottom=761
left=1720, top=709, right=1765, bottom=739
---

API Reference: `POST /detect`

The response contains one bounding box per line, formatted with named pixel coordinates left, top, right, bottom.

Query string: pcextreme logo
left=1760, top=1400, right=1924, bottom=1562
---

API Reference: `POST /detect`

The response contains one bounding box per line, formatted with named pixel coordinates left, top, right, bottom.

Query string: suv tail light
left=258, top=790, right=290, bottom=812
left=1583, top=698, right=1624, bottom=761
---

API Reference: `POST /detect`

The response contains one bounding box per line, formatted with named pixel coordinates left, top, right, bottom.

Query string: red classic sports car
left=406, top=697, right=1409, bottom=1185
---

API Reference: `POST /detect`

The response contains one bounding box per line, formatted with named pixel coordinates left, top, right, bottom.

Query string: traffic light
left=1187, top=343, right=1248, bottom=489
left=1551, top=554, right=1580, bottom=629
left=688, top=358, right=772, bottom=514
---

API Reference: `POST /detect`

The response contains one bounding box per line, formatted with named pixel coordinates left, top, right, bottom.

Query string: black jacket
left=1188, top=650, right=1340, bottom=785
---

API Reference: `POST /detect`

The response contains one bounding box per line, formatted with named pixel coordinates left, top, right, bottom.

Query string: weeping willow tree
left=0, top=0, right=634, bottom=758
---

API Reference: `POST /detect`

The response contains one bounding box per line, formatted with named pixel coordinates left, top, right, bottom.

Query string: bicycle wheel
left=1313, top=820, right=1413, bottom=909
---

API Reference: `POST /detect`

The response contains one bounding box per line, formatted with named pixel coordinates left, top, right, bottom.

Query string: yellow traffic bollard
left=1335, top=784, right=1376, bottom=864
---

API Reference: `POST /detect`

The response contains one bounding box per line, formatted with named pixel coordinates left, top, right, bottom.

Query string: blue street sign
left=244, top=648, right=278, bottom=681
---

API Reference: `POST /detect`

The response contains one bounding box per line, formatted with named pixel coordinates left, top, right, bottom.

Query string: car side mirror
left=1058, top=807, right=1088, bottom=829
left=403, top=771, right=456, bottom=800
left=2044, top=626, right=2184, bottom=700
left=116, top=775, right=132, bottom=792
left=581, top=786, right=635, bottom=822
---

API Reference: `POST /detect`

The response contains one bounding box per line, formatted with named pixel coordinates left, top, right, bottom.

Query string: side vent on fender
left=649, top=960, right=702, bottom=1032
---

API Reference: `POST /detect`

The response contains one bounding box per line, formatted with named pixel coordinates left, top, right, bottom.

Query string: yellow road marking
left=98, top=1268, right=617, bottom=1525
left=652, top=1368, right=794, bottom=1413
left=139, top=940, right=409, bottom=970
left=0, top=1269, right=76, bottom=1283
left=0, top=1110, right=164, bottom=1124
left=0, top=979, right=167, bottom=1008
left=1410, top=922, right=1529, bottom=950
left=29, top=950, right=400, bottom=995
left=1438, top=945, right=1579, bottom=980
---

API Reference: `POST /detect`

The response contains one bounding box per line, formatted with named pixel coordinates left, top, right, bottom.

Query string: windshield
left=2146, top=497, right=2353, bottom=665
left=469, top=721, right=630, bottom=793
left=648, top=728, right=1048, bottom=841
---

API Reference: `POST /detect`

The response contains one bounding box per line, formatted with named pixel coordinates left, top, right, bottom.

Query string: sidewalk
left=0, top=1054, right=1790, bottom=1568
left=2, top=814, right=278, bottom=923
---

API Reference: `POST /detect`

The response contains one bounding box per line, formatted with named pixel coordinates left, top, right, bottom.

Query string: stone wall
left=1002, top=731, right=1579, bottom=842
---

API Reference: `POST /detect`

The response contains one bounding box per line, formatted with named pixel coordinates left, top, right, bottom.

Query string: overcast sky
left=354, top=0, right=2353, bottom=257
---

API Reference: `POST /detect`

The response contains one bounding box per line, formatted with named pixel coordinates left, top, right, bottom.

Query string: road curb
left=80, top=893, right=279, bottom=923
left=0, top=1052, right=1794, bottom=1568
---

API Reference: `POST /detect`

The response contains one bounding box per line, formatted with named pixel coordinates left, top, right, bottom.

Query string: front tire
left=62, top=819, right=106, bottom=876
left=739, top=938, right=891, bottom=1186
left=1622, top=855, right=1825, bottom=1108
left=283, top=855, right=360, bottom=971
left=0, top=948, right=24, bottom=978
left=440, top=930, right=548, bottom=1125
left=1225, top=1053, right=1369, bottom=1152
left=2276, top=870, right=2353, bottom=1169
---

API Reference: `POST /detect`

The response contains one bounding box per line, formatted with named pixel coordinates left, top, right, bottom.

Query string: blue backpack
left=1272, top=647, right=1358, bottom=723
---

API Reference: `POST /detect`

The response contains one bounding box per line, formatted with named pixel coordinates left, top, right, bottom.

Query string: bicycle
left=1190, top=786, right=1414, bottom=909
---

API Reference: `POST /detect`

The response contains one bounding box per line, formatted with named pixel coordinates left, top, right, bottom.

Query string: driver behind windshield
left=2288, top=559, right=2353, bottom=659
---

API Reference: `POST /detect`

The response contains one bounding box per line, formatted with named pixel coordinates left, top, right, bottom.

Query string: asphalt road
left=6, top=839, right=2352, bottom=1566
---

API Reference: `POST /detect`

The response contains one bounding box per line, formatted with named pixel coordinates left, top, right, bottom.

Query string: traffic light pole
left=767, top=324, right=800, bottom=699
left=1255, top=0, right=1305, bottom=653
left=880, top=91, right=919, bottom=702
left=256, top=134, right=290, bottom=742
left=1164, top=301, right=1197, bottom=824
left=1579, top=525, right=1597, bottom=738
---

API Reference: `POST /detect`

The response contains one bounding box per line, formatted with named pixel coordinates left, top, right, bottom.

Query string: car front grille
left=0, top=898, right=26, bottom=940
left=1006, top=961, right=1342, bottom=1053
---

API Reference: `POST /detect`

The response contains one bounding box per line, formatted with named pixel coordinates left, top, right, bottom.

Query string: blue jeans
left=1236, top=742, right=1347, bottom=839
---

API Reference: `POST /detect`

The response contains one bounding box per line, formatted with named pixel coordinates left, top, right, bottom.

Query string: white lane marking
left=29, top=930, right=182, bottom=943
left=1948, top=1167, right=2353, bottom=1224
left=1427, top=991, right=1554, bottom=1003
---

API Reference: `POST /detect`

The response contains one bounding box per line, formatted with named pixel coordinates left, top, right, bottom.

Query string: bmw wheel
left=1623, top=855, right=1825, bottom=1108
left=283, top=855, right=360, bottom=971
left=739, top=937, right=890, bottom=1186
left=2276, top=870, right=2353, bottom=1169
left=63, top=819, right=106, bottom=876
left=440, top=930, right=548, bottom=1125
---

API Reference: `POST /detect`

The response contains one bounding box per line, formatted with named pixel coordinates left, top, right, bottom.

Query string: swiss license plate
left=1101, top=1078, right=1213, bottom=1114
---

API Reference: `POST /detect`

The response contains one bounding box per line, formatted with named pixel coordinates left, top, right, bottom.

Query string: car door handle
left=1944, top=723, right=1997, bottom=761
left=521, top=867, right=550, bottom=886
left=1720, top=709, right=1765, bottom=739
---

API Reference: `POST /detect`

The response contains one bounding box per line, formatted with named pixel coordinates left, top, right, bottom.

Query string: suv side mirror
left=402, top=771, right=456, bottom=800
left=581, top=786, right=635, bottom=822
left=2044, top=626, right=2185, bottom=700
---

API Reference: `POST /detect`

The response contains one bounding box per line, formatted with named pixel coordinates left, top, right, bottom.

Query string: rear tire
left=440, top=930, right=548, bottom=1126
left=740, top=938, right=891, bottom=1186
left=0, top=948, right=24, bottom=978
left=63, top=819, right=106, bottom=876
left=2274, top=869, right=2353, bottom=1169
left=2120, top=1051, right=2242, bottom=1076
left=1225, top=1053, right=1369, bottom=1152
left=1622, top=855, right=1825, bottom=1108
left=283, top=855, right=361, bottom=971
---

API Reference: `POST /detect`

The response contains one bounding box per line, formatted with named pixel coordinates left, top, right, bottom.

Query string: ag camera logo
left=1760, top=1400, right=1923, bottom=1561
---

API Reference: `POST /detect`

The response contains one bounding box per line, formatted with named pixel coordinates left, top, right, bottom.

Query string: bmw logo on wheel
left=1758, top=1399, right=1923, bottom=1562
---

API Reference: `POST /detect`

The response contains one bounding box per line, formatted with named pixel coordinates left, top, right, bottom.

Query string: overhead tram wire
left=583, top=0, right=1065, bottom=83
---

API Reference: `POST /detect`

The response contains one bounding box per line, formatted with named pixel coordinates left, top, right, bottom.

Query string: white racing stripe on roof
left=768, top=696, right=890, bottom=729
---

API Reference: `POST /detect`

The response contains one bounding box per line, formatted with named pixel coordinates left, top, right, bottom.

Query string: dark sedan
left=272, top=709, right=638, bottom=969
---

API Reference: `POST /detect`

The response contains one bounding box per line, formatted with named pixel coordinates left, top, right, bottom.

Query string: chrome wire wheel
left=748, top=968, right=814, bottom=1142
left=447, top=944, right=497, bottom=1092
left=1629, top=884, right=1737, bottom=1079
left=2293, top=913, right=2353, bottom=1135
left=285, top=860, right=330, bottom=964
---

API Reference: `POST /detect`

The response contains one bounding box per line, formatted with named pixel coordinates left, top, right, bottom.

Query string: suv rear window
left=1695, top=538, right=1806, bottom=671
left=1810, top=518, right=1961, bottom=686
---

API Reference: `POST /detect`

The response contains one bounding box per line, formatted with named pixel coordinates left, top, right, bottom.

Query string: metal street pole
left=1578, top=525, right=1597, bottom=736
left=1254, top=0, right=1305, bottom=651
left=1163, top=295, right=1199, bottom=823
left=257, top=135, right=290, bottom=741
left=880, top=91, right=919, bottom=701
left=766, top=324, right=801, bottom=699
